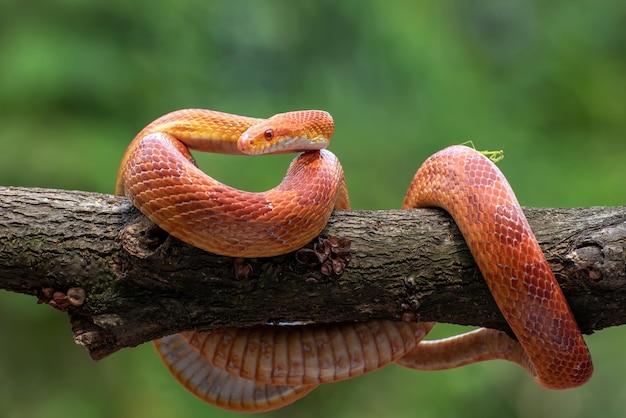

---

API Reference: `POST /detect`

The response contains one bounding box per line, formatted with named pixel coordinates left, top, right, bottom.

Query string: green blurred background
left=1, top=1, right=625, bottom=417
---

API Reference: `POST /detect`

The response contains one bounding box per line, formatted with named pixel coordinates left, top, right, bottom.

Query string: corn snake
left=116, top=109, right=593, bottom=412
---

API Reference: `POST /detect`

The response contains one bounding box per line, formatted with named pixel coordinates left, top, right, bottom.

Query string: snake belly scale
left=117, top=108, right=593, bottom=412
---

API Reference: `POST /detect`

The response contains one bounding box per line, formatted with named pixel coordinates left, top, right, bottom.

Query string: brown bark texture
left=0, top=186, right=624, bottom=360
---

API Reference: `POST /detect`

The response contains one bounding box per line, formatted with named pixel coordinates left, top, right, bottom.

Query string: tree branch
left=1, top=186, right=625, bottom=360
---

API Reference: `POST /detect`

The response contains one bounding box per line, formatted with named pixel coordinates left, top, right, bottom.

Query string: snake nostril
left=237, top=138, right=250, bottom=152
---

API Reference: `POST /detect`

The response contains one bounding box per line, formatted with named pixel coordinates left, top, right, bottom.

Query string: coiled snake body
left=117, top=109, right=593, bottom=412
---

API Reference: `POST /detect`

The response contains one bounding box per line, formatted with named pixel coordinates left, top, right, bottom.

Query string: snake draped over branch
left=116, top=109, right=593, bottom=413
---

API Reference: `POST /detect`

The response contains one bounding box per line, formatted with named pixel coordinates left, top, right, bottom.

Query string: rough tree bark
left=1, top=186, right=625, bottom=361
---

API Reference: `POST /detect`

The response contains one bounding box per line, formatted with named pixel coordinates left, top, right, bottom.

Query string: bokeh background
left=1, top=1, right=625, bottom=417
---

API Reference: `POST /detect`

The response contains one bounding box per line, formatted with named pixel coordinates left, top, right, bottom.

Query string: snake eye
left=264, top=129, right=274, bottom=141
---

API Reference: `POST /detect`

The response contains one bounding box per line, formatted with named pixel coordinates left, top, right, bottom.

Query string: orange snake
left=116, top=109, right=593, bottom=412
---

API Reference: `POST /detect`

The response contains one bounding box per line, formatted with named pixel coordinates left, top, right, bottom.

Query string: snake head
left=238, top=110, right=334, bottom=155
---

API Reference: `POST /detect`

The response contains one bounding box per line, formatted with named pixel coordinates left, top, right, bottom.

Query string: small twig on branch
left=0, top=186, right=625, bottom=360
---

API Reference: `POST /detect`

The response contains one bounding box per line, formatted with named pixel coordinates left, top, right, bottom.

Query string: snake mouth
left=237, top=134, right=327, bottom=155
